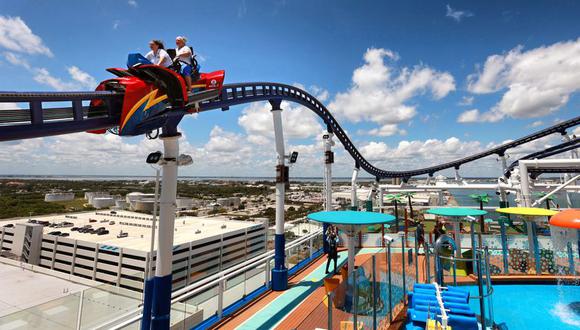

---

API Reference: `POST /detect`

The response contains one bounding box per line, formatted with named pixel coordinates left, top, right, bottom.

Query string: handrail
left=102, top=229, right=323, bottom=330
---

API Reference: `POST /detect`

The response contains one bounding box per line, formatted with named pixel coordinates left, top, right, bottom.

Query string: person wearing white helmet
left=175, top=36, right=193, bottom=91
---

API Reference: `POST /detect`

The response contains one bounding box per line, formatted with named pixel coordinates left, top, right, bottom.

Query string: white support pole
left=351, top=167, right=360, bottom=210
left=562, top=134, right=578, bottom=208
left=151, top=133, right=180, bottom=328
left=323, top=132, right=334, bottom=212
left=271, top=101, right=288, bottom=291
left=346, top=227, right=356, bottom=276
left=323, top=132, right=334, bottom=254
left=378, top=187, right=384, bottom=212
left=518, top=160, right=539, bottom=268
left=499, top=154, right=509, bottom=204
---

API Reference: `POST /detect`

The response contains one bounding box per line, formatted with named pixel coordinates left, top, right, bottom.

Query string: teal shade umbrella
left=426, top=208, right=487, bottom=217
left=308, top=210, right=396, bottom=225
left=308, top=211, right=395, bottom=275
left=426, top=208, right=487, bottom=257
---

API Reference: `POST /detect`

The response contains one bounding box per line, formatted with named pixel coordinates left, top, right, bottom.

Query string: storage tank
left=133, top=199, right=155, bottom=213
left=44, top=192, right=75, bottom=202
left=115, top=200, right=129, bottom=210
left=92, top=197, right=115, bottom=209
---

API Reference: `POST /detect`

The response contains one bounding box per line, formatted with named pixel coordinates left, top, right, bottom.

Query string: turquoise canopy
left=307, top=211, right=395, bottom=225
left=426, top=207, right=487, bottom=217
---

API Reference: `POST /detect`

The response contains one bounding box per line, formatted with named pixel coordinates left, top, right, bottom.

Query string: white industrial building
left=176, top=197, right=194, bottom=210
left=44, top=192, right=75, bottom=202
left=216, top=197, right=241, bottom=208
left=0, top=211, right=267, bottom=292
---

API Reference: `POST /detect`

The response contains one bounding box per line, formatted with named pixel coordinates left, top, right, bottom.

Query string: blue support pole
left=272, top=233, right=288, bottom=291
left=499, top=219, right=509, bottom=274
left=140, top=278, right=154, bottom=330
left=151, top=275, right=173, bottom=328
left=567, top=242, right=575, bottom=275
left=470, top=220, right=478, bottom=276
left=531, top=222, right=541, bottom=275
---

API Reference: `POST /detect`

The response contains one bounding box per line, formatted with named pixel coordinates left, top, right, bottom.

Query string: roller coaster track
left=0, top=82, right=578, bottom=179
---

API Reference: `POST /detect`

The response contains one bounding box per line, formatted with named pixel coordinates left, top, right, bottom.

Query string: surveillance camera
left=383, top=235, right=395, bottom=243
left=146, top=151, right=163, bottom=164
left=289, top=151, right=299, bottom=164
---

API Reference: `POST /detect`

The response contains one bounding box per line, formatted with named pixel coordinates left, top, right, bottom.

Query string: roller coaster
left=0, top=77, right=578, bottom=179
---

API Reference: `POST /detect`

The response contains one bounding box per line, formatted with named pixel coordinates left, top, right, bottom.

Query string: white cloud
left=456, top=108, right=504, bottom=123
left=446, top=4, right=474, bottom=22
left=528, top=120, right=544, bottom=128
left=358, top=137, right=493, bottom=175
left=3, top=52, right=97, bottom=91
left=128, top=0, right=138, bottom=7
left=113, top=20, right=120, bottom=30
left=458, top=95, right=474, bottom=106
left=204, top=126, right=244, bottom=153
left=0, top=16, right=52, bottom=57
left=238, top=0, right=247, bottom=18
left=0, top=102, right=21, bottom=110
left=68, top=66, right=97, bottom=89
left=3, top=51, right=31, bottom=69
left=238, top=100, right=323, bottom=145
left=465, top=39, right=580, bottom=122
left=366, top=124, right=401, bottom=137
left=329, top=48, right=455, bottom=135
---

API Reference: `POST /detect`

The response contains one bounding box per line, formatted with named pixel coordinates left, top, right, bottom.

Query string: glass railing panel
left=184, top=284, right=218, bottom=320
left=78, top=284, right=142, bottom=329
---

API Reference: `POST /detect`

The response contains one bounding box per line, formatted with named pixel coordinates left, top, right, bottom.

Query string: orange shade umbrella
left=549, top=209, right=580, bottom=229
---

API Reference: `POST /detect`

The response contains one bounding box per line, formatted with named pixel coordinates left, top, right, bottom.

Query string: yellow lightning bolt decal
left=120, top=89, right=168, bottom=130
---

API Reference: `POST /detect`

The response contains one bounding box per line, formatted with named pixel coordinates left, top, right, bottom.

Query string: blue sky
left=0, top=1, right=579, bottom=177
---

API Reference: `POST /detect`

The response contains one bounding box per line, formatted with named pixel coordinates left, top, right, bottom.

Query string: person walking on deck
left=325, top=225, right=339, bottom=274
left=416, top=220, right=427, bottom=254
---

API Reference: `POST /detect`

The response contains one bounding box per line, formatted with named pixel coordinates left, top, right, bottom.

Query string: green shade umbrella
left=426, top=207, right=487, bottom=257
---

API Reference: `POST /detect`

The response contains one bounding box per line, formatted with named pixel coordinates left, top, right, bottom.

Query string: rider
left=145, top=40, right=172, bottom=68
left=174, top=36, right=193, bottom=91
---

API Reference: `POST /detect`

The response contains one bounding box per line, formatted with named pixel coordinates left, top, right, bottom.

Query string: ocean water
left=449, top=189, right=579, bottom=209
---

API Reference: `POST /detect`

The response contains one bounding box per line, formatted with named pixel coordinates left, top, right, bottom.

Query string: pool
left=466, top=284, right=580, bottom=330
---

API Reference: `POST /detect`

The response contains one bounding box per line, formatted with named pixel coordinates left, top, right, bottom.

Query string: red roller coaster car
left=88, top=53, right=224, bottom=136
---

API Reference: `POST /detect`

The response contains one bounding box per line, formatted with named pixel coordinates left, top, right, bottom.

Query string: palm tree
left=399, top=192, right=416, bottom=219
left=533, top=192, right=555, bottom=209
left=469, top=193, right=491, bottom=236
left=384, top=193, right=405, bottom=231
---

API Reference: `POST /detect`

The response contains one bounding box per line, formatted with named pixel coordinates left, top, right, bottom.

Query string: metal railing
left=101, top=229, right=323, bottom=329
